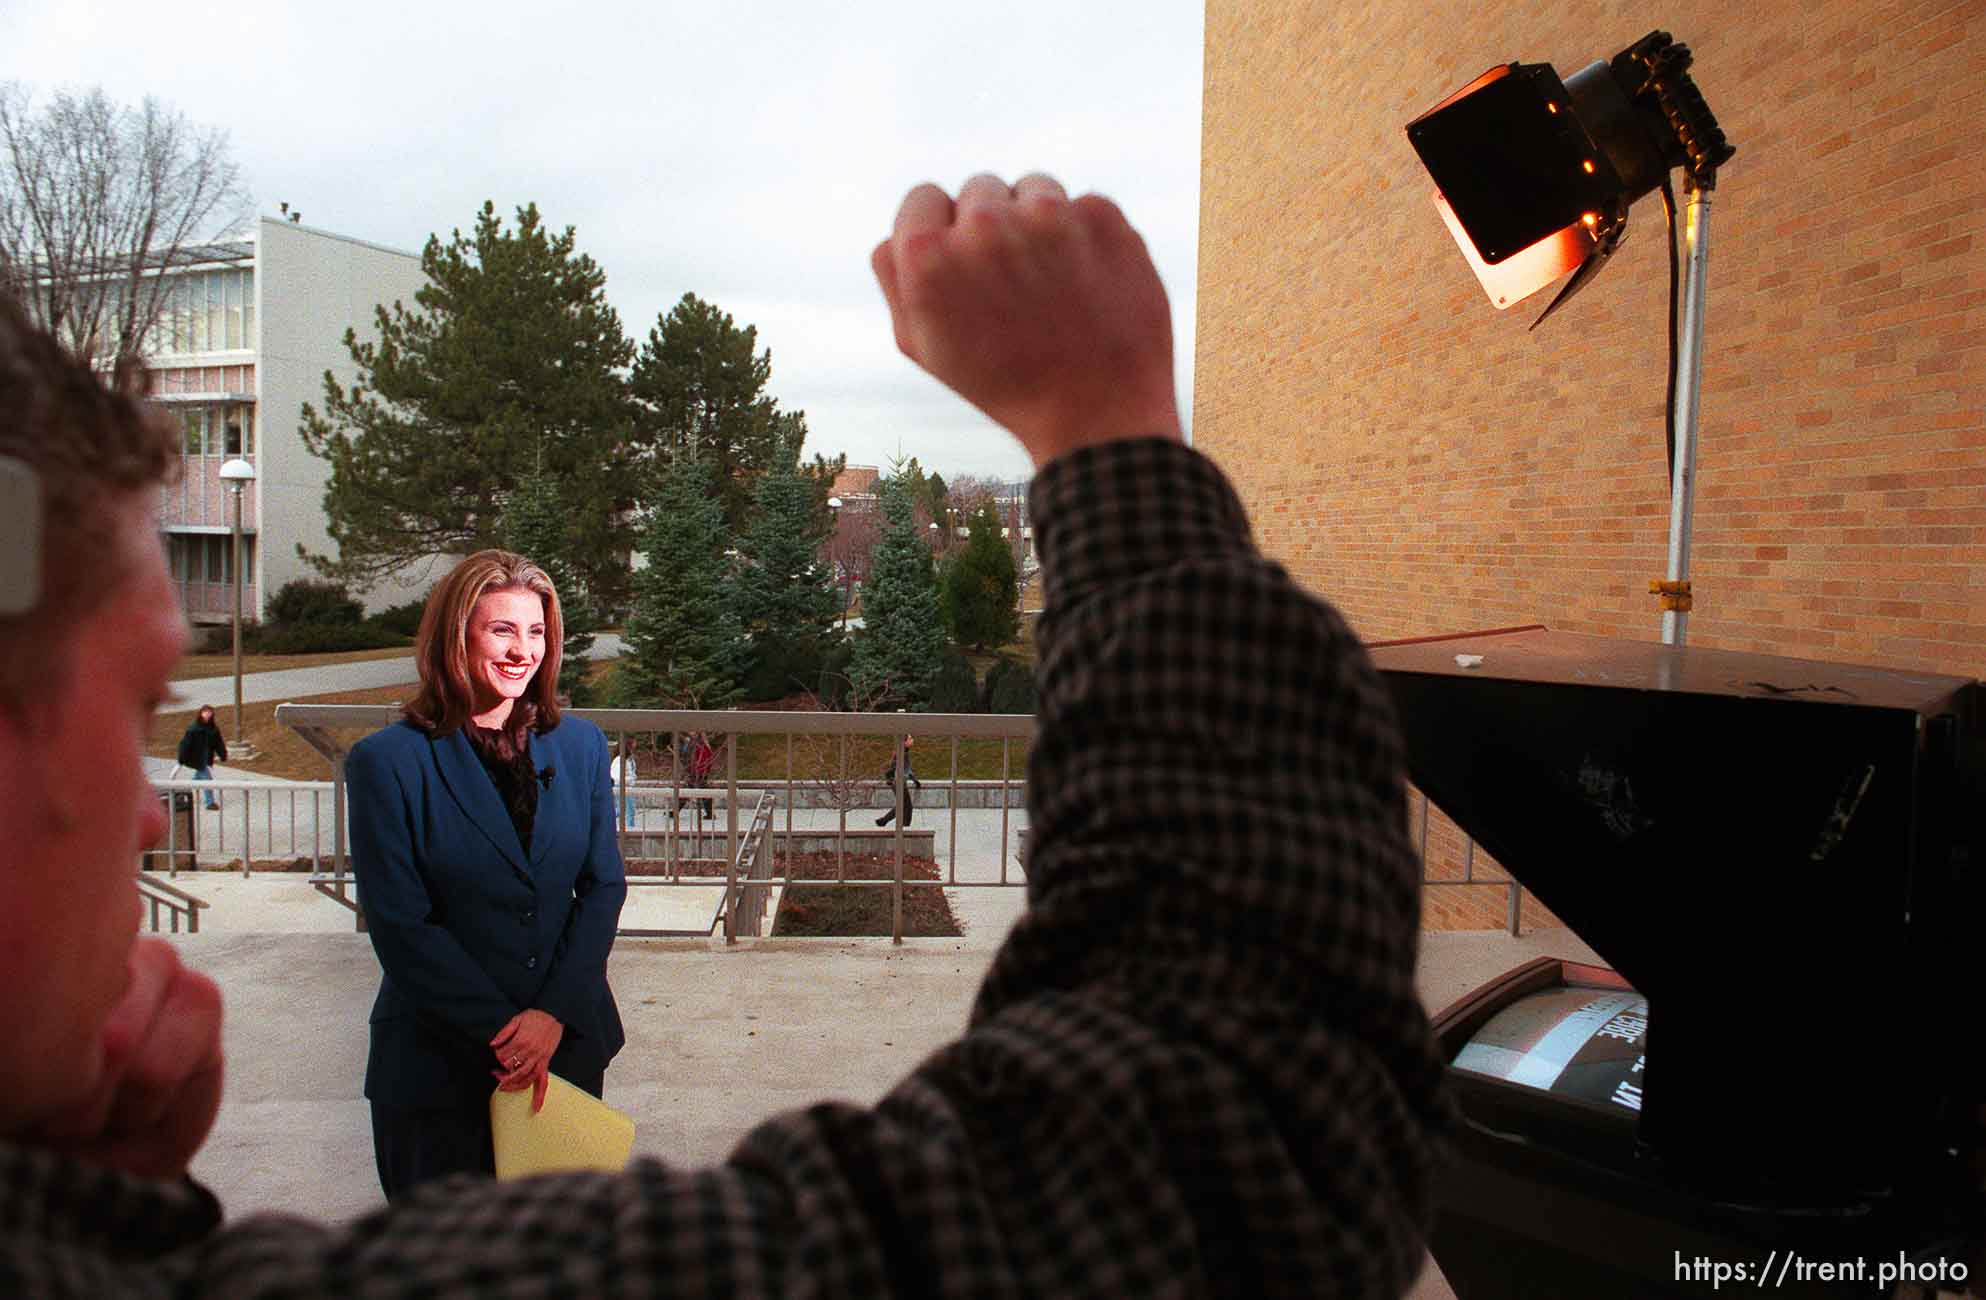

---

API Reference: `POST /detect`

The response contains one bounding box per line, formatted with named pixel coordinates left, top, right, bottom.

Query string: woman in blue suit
left=345, top=550, right=627, bottom=1200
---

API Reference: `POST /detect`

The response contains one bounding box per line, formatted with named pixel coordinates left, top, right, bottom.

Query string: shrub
left=983, top=655, right=1037, bottom=714
left=243, top=621, right=408, bottom=654
left=368, top=594, right=430, bottom=638
left=742, top=637, right=828, bottom=703
left=928, top=648, right=980, bottom=714
left=265, top=579, right=365, bottom=627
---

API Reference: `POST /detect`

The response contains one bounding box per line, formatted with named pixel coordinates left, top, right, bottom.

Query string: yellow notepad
left=490, top=1073, right=636, bottom=1180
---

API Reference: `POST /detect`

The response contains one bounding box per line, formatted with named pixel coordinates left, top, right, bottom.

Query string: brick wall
left=1196, top=0, right=1984, bottom=676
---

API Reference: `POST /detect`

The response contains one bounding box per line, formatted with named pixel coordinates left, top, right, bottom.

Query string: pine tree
left=499, top=465, right=599, bottom=705
left=300, top=201, right=635, bottom=606
left=629, top=292, right=808, bottom=534
left=617, top=451, right=746, bottom=710
left=732, top=438, right=841, bottom=700
left=848, top=472, right=945, bottom=710
left=939, top=498, right=1020, bottom=650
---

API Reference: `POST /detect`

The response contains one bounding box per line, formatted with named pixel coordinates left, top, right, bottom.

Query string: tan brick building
left=1194, top=1, right=1983, bottom=926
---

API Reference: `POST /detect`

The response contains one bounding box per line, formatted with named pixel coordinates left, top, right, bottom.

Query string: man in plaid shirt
left=0, top=172, right=1448, bottom=1295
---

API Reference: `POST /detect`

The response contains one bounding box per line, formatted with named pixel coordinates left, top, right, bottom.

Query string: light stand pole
left=1659, top=180, right=1714, bottom=646
left=1405, top=32, right=1733, bottom=648
left=219, top=457, right=258, bottom=759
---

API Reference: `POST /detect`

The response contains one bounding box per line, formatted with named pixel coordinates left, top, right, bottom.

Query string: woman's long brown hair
left=403, top=549, right=564, bottom=738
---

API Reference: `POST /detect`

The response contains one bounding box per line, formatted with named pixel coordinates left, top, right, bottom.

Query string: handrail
left=269, top=705, right=1514, bottom=940
left=276, top=705, right=1035, bottom=943
left=1413, top=788, right=1523, bottom=936
left=137, top=871, right=209, bottom=934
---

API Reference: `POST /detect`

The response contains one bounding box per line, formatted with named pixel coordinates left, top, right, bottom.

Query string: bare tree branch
left=0, top=82, right=250, bottom=366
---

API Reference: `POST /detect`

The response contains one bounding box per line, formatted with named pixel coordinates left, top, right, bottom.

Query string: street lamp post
left=827, top=496, right=851, bottom=631
left=218, top=457, right=258, bottom=760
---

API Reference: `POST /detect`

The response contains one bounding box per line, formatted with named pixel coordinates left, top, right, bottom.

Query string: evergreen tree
left=732, top=438, right=841, bottom=699
left=801, top=449, right=849, bottom=542
left=629, top=292, right=808, bottom=534
left=617, top=451, right=745, bottom=710
left=890, top=457, right=949, bottom=529
left=939, top=498, right=1020, bottom=650
left=500, top=465, right=599, bottom=705
left=848, top=472, right=945, bottom=710
left=300, top=201, right=634, bottom=606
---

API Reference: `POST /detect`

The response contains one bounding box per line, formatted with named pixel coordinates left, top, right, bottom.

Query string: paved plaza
left=147, top=654, right=1596, bottom=1293
left=159, top=853, right=1596, bottom=1299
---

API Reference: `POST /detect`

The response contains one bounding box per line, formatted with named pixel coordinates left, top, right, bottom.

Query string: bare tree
left=0, top=83, right=250, bottom=365
left=819, top=502, right=880, bottom=623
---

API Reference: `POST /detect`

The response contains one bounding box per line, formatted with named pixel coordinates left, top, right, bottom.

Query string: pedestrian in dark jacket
left=175, top=705, right=226, bottom=810
left=876, top=735, right=923, bottom=827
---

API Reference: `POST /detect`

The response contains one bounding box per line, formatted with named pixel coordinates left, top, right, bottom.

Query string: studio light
left=1407, top=31, right=1733, bottom=324
left=1407, top=31, right=1736, bottom=646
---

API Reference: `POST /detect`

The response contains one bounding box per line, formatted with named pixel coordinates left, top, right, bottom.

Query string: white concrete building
left=149, top=217, right=426, bottom=624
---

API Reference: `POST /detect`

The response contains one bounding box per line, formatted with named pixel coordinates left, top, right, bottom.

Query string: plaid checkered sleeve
left=1, top=438, right=1448, bottom=1297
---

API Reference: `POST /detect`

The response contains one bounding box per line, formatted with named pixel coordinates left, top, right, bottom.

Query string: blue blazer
left=345, top=716, right=627, bottom=1107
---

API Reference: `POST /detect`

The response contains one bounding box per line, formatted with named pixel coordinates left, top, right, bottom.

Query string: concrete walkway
left=157, top=859, right=1594, bottom=1300
left=149, top=638, right=1558, bottom=1295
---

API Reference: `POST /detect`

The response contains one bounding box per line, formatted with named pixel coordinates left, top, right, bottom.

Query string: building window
left=190, top=275, right=209, bottom=352
left=178, top=404, right=255, bottom=458
left=206, top=275, right=225, bottom=352
left=154, top=269, right=253, bottom=357
left=224, top=271, right=243, bottom=350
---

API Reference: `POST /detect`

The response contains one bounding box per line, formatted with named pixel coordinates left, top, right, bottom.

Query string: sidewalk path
left=167, top=632, right=629, bottom=709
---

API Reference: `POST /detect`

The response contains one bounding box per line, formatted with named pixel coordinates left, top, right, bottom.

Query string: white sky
left=1, top=1, right=1206, bottom=482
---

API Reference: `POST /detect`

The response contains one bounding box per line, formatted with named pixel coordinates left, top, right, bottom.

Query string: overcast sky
left=1, top=1, right=1205, bottom=483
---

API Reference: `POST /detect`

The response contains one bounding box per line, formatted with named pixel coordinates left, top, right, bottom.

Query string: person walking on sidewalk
left=175, top=705, right=226, bottom=810
left=610, top=736, right=639, bottom=828
left=876, top=735, right=922, bottom=827
left=687, top=731, right=716, bottom=821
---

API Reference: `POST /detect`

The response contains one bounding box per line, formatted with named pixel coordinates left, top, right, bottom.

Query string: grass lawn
left=171, top=643, right=413, bottom=683
left=157, top=640, right=1040, bottom=785
left=151, top=684, right=412, bottom=782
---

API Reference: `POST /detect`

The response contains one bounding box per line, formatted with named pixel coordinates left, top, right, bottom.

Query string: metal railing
left=1412, top=787, right=1523, bottom=936
left=274, top=705, right=1037, bottom=944
left=147, top=710, right=1518, bottom=940
left=145, top=778, right=337, bottom=877
left=137, top=872, right=209, bottom=933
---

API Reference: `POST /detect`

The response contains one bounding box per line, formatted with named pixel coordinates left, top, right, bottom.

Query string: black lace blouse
left=466, top=725, right=538, bottom=854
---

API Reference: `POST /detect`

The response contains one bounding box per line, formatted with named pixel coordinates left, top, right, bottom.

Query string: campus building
left=148, top=217, right=425, bottom=624
left=1194, top=1, right=1982, bottom=925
